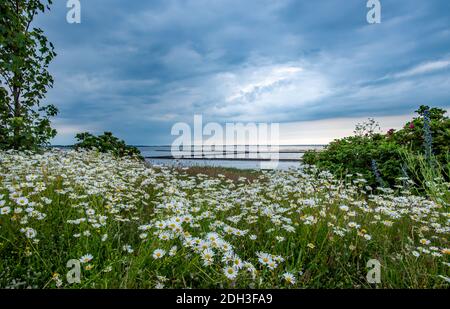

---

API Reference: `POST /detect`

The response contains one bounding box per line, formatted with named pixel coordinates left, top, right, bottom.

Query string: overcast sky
left=34, top=0, right=450, bottom=145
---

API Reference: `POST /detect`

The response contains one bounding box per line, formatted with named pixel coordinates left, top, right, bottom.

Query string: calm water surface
left=140, top=145, right=324, bottom=170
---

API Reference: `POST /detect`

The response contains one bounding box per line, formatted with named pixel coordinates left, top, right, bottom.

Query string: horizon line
left=50, top=144, right=328, bottom=147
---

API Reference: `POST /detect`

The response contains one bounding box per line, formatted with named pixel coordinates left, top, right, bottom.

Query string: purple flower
left=423, top=109, right=433, bottom=160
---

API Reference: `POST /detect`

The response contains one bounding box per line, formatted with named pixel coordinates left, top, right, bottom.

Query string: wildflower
left=420, top=239, right=430, bottom=245
left=79, top=254, right=93, bottom=264
left=20, top=227, right=37, bottom=239
left=257, top=252, right=272, bottom=265
left=169, top=246, right=177, bottom=256
left=273, top=255, right=285, bottom=263
left=138, top=224, right=151, bottom=231
left=412, top=251, right=420, bottom=257
left=0, top=206, right=11, bottom=215
left=219, top=241, right=232, bottom=252
left=158, top=232, right=171, bottom=241
left=371, top=159, right=386, bottom=187
left=103, top=266, right=113, bottom=273
left=122, top=245, right=134, bottom=253
left=244, top=262, right=257, bottom=275
left=419, top=247, right=430, bottom=254
left=155, top=221, right=166, bottom=229
left=422, top=108, right=433, bottom=160
left=223, top=266, right=238, bottom=280
left=267, top=260, right=278, bottom=270
left=53, top=275, right=63, bottom=288
left=156, top=275, right=168, bottom=282
left=383, top=220, right=393, bottom=227
left=339, top=205, right=349, bottom=212
left=276, top=236, right=285, bottom=242
left=201, top=249, right=215, bottom=266
left=198, top=240, right=210, bottom=251
left=231, top=256, right=244, bottom=269
left=16, top=197, right=29, bottom=206
left=206, top=232, right=219, bottom=242
left=153, top=249, right=166, bottom=259
left=24, top=247, right=32, bottom=256
left=363, top=234, right=372, bottom=241
left=348, top=222, right=360, bottom=229
left=41, top=197, right=52, bottom=205
left=282, top=272, right=296, bottom=285
left=442, top=248, right=450, bottom=255
left=10, top=192, right=21, bottom=200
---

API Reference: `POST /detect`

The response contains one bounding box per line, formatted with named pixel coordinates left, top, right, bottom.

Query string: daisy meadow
left=0, top=149, right=448, bottom=289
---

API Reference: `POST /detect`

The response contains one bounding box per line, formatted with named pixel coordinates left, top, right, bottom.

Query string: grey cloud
left=29, top=0, right=450, bottom=144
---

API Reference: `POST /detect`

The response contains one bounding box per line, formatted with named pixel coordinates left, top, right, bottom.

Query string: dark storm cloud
left=33, top=0, right=450, bottom=144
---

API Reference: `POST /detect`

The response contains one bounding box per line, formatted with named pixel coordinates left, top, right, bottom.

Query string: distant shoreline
left=50, top=145, right=322, bottom=163
left=50, top=144, right=327, bottom=148
left=146, top=156, right=301, bottom=162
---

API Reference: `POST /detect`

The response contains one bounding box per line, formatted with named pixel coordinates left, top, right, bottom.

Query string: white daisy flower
left=223, top=266, right=238, bottom=280
left=122, top=244, right=134, bottom=253
left=169, top=246, right=177, bottom=256
left=339, top=205, right=349, bottom=212
left=16, top=197, right=29, bottom=206
left=152, top=249, right=166, bottom=259
left=0, top=206, right=11, bottom=215
left=282, top=272, right=296, bottom=285
left=22, top=227, right=37, bottom=239
left=79, top=254, right=93, bottom=264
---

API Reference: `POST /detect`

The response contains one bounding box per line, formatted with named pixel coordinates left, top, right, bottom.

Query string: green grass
left=0, top=149, right=449, bottom=289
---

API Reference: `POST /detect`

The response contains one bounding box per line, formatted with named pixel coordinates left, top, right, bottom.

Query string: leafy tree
left=74, top=132, right=143, bottom=160
left=0, top=0, right=57, bottom=150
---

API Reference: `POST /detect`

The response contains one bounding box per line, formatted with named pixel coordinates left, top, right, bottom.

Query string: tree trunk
left=12, top=0, right=21, bottom=149
left=12, top=82, right=21, bottom=149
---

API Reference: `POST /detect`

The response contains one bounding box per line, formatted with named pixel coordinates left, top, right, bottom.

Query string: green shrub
left=74, top=132, right=143, bottom=160
left=390, top=106, right=450, bottom=163
left=303, top=106, right=450, bottom=189
left=303, top=130, right=402, bottom=186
